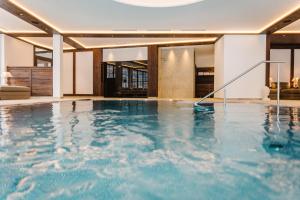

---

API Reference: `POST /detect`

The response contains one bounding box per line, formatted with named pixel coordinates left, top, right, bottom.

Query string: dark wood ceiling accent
left=63, top=33, right=221, bottom=38
left=63, top=37, right=84, bottom=49
left=262, top=8, right=300, bottom=34
left=0, top=0, right=83, bottom=49
left=270, top=34, right=300, bottom=45
left=8, top=33, right=52, bottom=37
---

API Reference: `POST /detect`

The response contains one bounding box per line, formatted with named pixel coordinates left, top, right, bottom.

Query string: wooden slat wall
left=7, top=67, right=53, bottom=96
left=31, top=68, right=53, bottom=96
left=7, top=68, right=31, bottom=88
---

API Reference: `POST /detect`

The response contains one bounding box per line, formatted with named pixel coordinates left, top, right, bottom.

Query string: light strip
left=70, top=37, right=217, bottom=49
left=61, top=30, right=258, bottom=34
left=19, top=37, right=75, bottom=50
left=275, top=30, right=300, bottom=34
left=8, top=0, right=300, bottom=35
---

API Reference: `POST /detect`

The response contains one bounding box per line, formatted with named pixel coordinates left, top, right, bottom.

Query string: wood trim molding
left=262, top=8, right=300, bottom=34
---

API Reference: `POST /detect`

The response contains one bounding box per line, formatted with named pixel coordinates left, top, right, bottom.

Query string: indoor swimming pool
left=0, top=100, right=299, bottom=200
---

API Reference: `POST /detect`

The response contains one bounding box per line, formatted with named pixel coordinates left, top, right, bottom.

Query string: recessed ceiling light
left=113, top=0, right=204, bottom=7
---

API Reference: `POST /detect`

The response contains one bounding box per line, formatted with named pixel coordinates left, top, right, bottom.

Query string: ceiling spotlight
left=19, top=13, right=24, bottom=16
left=113, top=0, right=204, bottom=7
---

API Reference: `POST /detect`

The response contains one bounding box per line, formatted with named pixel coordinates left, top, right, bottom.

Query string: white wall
left=63, top=52, right=73, bottom=94
left=270, top=49, right=291, bottom=82
left=4, top=35, right=34, bottom=67
left=103, top=47, right=147, bottom=62
left=294, top=49, right=300, bottom=78
left=76, top=51, right=93, bottom=94
left=158, top=46, right=195, bottom=98
left=214, top=37, right=225, bottom=98
left=214, top=35, right=266, bottom=99
left=195, top=45, right=214, bottom=68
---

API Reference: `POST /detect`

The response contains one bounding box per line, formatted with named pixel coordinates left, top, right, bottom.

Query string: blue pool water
left=0, top=100, right=299, bottom=200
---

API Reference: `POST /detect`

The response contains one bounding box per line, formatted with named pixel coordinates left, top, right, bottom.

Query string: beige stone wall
left=158, top=47, right=195, bottom=98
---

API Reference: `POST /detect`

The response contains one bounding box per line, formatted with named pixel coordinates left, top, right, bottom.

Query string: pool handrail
left=194, top=60, right=286, bottom=107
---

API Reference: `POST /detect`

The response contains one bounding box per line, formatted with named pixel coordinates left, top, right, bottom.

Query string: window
left=144, top=72, right=148, bottom=89
left=106, top=64, right=115, bottom=78
left=132, top=70, right=138, bottom=88
left=138, top=71, right=144, bottom=88
left=34, top=47, right=53, bottom=67
left=122, top=68, right=129, bottom=88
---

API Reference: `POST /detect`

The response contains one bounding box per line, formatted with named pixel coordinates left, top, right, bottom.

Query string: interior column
left=52, top=33, right=64, bottom=98
left=0, top=34, right=6, bottom=85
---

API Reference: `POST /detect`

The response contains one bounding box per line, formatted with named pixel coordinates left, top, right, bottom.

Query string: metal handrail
left=194, top=60, right=286, bottom=107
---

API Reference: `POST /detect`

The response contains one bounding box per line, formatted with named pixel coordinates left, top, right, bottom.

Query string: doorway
left=195, top=67, right=214, bottom=98
left=103, top=61, right=148, bottom=98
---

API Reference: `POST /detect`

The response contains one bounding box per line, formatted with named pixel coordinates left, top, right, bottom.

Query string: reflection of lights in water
left=263, top=106, right=300, bottom=158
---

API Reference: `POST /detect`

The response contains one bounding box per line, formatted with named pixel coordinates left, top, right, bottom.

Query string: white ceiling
left=19, top=37, right=74, bottom=49
left=72, top=37, right=217, bottom=48
left=277, top=19, right=300, bottom=33
left=0, top=8, right=44, bottom=33
left=10, top=0, right=300, bottom=33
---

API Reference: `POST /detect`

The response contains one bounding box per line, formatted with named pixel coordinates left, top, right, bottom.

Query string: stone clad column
left=53, top=34, right=64, bottom=98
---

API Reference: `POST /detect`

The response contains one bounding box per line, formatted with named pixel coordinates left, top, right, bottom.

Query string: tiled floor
left=1, top=96, right=300, bottom=107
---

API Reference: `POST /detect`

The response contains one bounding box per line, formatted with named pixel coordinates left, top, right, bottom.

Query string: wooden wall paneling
left=31, top=68, right=53, bottom=96
left=147, top=45, right=158, bottom=97
left=7, top=67, right=32, bottom=90
left=7, top=67, right=53, bottom=96
left=93, top=48, right=103, bottom=96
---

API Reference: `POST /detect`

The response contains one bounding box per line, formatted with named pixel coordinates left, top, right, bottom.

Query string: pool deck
left=1, top=96, right=300, bottom=107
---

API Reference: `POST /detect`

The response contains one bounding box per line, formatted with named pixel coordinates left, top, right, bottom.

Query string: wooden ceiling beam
left=262, top=8, right=300, bottom=34
left=63, top=37, right=84, bottom=49
left=0, top=0, right=55, bottom=34
left=8, top=33, right=52, bottom=37
left=0, top=0, right=84, bottom=49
